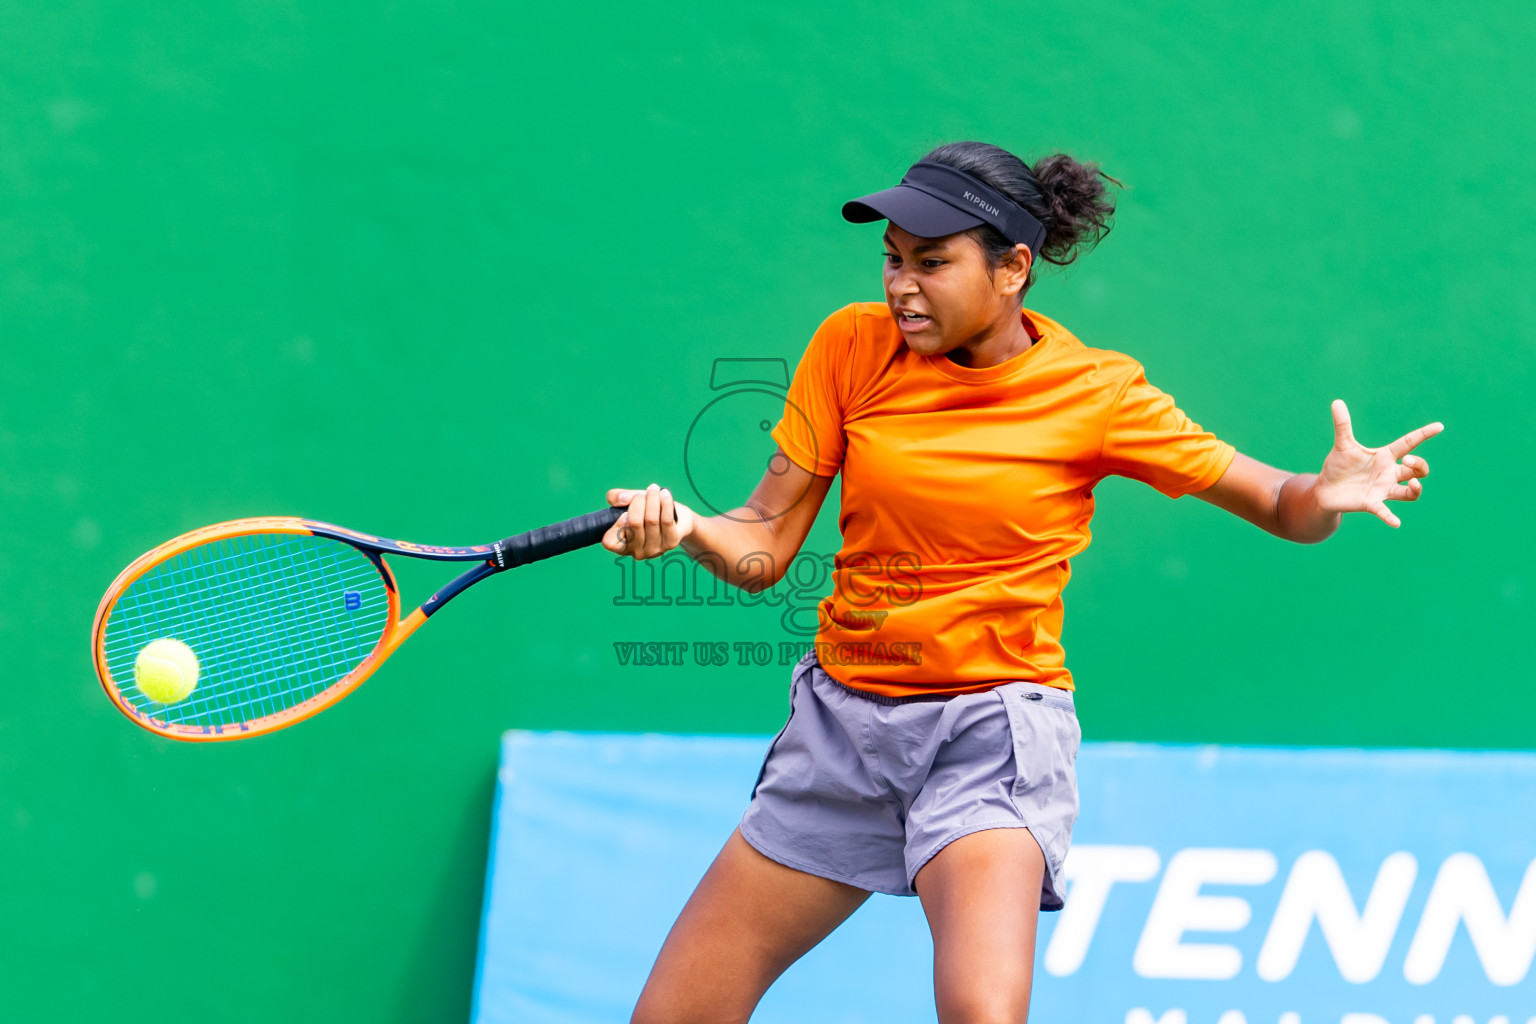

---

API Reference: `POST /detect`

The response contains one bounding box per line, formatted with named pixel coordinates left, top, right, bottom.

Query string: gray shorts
left=739, top=651, right=1081, bottom=910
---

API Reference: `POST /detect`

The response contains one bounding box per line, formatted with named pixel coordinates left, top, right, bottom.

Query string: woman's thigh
left=915, top=827, right=1047, bottom=1024
left=631, top=828, right=871, bottom=1024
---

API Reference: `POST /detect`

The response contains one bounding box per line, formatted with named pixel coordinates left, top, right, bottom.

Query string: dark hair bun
left=1030, top=153, right=1118, bottom=268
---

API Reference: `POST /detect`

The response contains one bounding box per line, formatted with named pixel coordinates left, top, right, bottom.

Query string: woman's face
left=881, top=224, right=1030, bottom=357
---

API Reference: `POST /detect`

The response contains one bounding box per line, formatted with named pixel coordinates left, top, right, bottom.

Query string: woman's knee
left=934, top=988, right=1032, bottom=1024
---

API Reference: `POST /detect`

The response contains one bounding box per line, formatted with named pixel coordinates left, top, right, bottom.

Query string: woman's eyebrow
left=882, top=232, right=945, bottom=255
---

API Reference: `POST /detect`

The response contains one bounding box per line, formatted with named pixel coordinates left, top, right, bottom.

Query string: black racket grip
left=492, top=504, right=677, bottom=570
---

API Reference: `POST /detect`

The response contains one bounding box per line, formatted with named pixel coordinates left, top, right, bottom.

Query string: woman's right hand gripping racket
left=91, top=504, right=669, bottom=742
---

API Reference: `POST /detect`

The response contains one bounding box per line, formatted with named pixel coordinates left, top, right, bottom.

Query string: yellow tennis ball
left=134, top=638, right=200, bottom=704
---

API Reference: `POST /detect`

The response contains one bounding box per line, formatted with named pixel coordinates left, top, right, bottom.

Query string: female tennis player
left=602, top=141, right=1442, bottom=1024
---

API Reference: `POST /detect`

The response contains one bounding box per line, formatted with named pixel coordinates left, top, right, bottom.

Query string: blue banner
left=472, top=734, right=1536, bottom=1024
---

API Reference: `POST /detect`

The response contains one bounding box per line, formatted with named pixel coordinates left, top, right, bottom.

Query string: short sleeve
left=1098, top=364, right=1236, bottom=498
left=770, top=307, right=854, bottom=477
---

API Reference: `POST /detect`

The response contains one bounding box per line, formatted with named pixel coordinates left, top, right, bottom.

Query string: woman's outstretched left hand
left=1313, top=399, right=1445, bottom=528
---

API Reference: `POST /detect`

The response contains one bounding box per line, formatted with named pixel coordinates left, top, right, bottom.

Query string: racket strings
left=101, top=534, right=392, bottom=728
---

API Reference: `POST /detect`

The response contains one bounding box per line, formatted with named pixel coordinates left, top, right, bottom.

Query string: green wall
left=3, top=2, right=1530, bottom=1020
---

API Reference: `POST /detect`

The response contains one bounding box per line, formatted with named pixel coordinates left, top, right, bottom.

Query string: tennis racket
left=91, top=506, right=639, bottom=742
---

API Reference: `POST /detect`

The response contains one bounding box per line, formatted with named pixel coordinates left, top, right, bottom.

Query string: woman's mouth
left=896, top=310, right=932, bottom=330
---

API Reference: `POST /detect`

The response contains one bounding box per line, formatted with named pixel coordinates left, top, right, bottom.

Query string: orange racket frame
left=92, top=508, right=625, bottom=741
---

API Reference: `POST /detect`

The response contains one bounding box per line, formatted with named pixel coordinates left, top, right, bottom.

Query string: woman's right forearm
left=680, top=507, right=791, bottom=594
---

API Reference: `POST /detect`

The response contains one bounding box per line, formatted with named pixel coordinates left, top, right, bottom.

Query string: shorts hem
left=738, top=820, right=910, bottom=897
left=907, top=820, right=1065, bottom=911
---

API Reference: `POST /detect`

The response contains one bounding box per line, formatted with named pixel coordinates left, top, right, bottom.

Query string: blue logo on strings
left=344, top=591, right=362, bottom=611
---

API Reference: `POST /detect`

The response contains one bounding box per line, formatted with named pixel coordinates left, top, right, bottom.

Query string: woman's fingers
left=642, top=483, right=668, bottom=557
left=1331, top=399, right=1354, bottom=448
left=627, top=484, right=655, bottom=557
left=1386, top=480, right=1423, bottom=502
left=1387, top=421, right=1446, bottom=459
left=1370, top=501, right=1403, bottom=529
left=602, top=510, right=630, bottom=553
left=603, top=487, right=646, bottom=553
left=604, top=484, right=684, bottom=558
left=1396, top=456, right=1430, bottom=482
left=602, top=504, right=632, bottom=553
left=659, top=486, right=676, bottom=547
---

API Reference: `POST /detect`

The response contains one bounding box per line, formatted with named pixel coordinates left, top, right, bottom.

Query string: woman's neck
left=944, top=311, right=1033, bottom=368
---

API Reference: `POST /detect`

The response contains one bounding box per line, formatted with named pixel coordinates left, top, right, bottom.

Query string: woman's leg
left=630, top=828, right=871, bottom=1024
left=914, top=827, right=1047, bottom=1024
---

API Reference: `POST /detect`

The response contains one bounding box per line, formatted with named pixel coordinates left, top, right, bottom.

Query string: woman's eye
left=883, top=252, right=900, bottom=265
left=923, top=259, right=945, bottom=269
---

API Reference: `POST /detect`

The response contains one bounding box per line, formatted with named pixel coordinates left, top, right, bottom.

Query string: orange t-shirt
left=770, top=302, right=1236, bottom=697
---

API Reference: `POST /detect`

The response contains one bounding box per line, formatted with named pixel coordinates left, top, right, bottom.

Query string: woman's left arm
left=1195, top=399, right=1445, bottom=543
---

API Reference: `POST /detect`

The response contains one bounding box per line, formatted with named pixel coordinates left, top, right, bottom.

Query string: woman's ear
left=997, top=243, right=1033, bottom=300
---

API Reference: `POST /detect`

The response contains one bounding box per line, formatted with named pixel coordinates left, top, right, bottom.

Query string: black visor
left=842, top=161, right=1047, bottom=256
